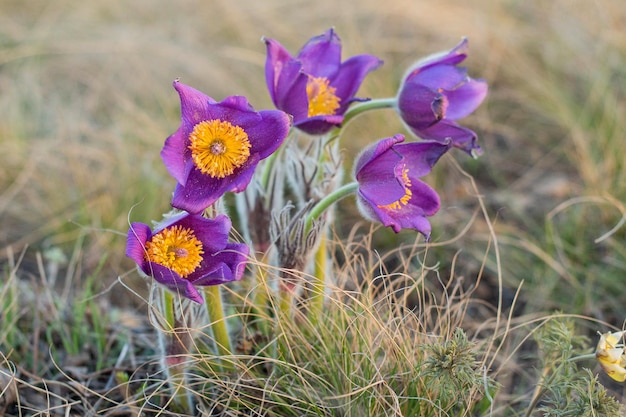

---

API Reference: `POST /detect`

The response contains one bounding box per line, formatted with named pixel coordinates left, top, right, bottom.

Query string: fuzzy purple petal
left=171, top=154, right=261, bottom=213
left=274, top=68, right=310, bottom=122
left=190, top=263, right=233, bottom=286
left=392, top=141, right=451, bottom=177
left=161, top=130, right=192, bottom=186
left=397, top=82, right=442, bottom=129
left=147, top=262, right=204, bottom=304
left=410, top=38, right=469, bottom=74
left=263, top=37, right=294, bottom=104
left=242, top=109, right=291, bottom=158
left=406, top=179, right=441, bottom=216
left=294, top=114, right=344, bottom=135
left=354, top=134, right=404, bottom=174
left=152, top=210, right=192, bottom=229
left=331, top=54, right=384, bottom=115
left=173, top=84, right=261, bottom=126
left=411, top=120, right=481, bottom=155
left=298, top=28, right=341, bottom=78
left=358, top=175, right=407, bottom=208
left=126, top=222, right=151, bottom=266
left=173, top=213, right=231, bottom=253
left=357, top=179, right=439, bottom=236
left=189, top=242, right=249, bottom=286
left=356, top=152, right=408, bottom=207
left=264, top=38, right=309, bottom=120
left=443, top=78, right=488, bottom=120
left=408, top=65, right=468, bottom=91
left=174, top=80, right=218, bottom=125
left=226, top=242, right=250, bottom=280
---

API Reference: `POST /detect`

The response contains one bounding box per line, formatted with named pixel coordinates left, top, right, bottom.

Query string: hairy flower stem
left=341, top=97, right=396, bottom=127
left=251, top=261, right=271, bottom=336
left=570, top=353, right=597, bottom=362
left=159, top=290, right=194, bottom=412
left=162, top=290, right=176, bottom=329
left=324, top=98, right=396, bottom=145
left=308, top=233, right=327, bottom=326
left=278, top=281, right=293, bottom=318
left=204, top=286, right=232, bottom=364
left=271, top=281, right=293, bottom=362
left=304, top=181, right=358, bottom=326
left=305, top=182, right=359, bottom=234
left=201, top=203, right=235, bottom=367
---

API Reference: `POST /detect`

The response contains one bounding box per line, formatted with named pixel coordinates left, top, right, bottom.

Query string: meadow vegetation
left=1, top=0, right=625, bottom=415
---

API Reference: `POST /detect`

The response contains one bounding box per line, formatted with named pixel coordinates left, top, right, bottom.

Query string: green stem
left=162, top=289, right=175, bottom=330
left=160, top=290, right=193, bottom=412
left=251, top=263, right=271, bottom=336
left=303, top=183, right=360, bottom=329
left=570, top=353, right=597, bottom=362
left=278, top=281, right=292, bottom=318
left=342, top=97, right=396, bottom=126
left=308, top=234, right=327, bottom=326
left=204, top=286, right=232, bottom=357
left=324, top=98, right=396, bottom=146
left=276, top=281, right=292, bottom=360
left=169, top=372, right=194, bottom=413
left=305, top=182, right=359, bottom=234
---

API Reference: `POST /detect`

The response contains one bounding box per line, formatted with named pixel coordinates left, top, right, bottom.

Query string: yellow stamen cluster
left=144, top=225, right=204, bottom=279
left=596, top=330, right=626, bottom=382
left=378, top=166, right=413, bottom=211
left=189, top=119, right=251, bottom=178
left=306, top=76, right=341, bottom=117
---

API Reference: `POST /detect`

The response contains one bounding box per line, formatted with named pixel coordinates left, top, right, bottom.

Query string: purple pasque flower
left=126, top=211, right=249, bottom=304
left=396, top=38, right=488, bottom=156
left=264, top=28, right=382, bottom=135
left=354, top=134, right=450, bottom=238
left=161, top=80, right=291, bottom=213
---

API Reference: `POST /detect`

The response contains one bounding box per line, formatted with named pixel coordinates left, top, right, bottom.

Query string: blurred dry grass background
left=1, top=0, right=625, bottom=315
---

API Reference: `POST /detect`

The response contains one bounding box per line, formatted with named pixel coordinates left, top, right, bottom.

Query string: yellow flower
left=595, top=330, right=626, bottom=382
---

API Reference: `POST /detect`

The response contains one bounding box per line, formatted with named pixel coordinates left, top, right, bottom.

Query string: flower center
left=377, top=165, right=413, bottom=211
left=188, top=119, right=251, bottom=178
left=144, top=225, right=204, bottom=278
left=306, top=76, right=341, bottom=117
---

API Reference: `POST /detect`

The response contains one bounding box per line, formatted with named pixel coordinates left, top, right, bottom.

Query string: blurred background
left=1, top=0, right=624, bottom=321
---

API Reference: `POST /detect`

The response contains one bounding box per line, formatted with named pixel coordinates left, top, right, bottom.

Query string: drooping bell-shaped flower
left=354, top=134, right=450, bottom=238
left=396, top=38, right=488, bottom=156
left=126, top=211, right=249, bottom=304
left=264, top=28, right=382, bottom=135
left=161, top=81, right=291, bottom=213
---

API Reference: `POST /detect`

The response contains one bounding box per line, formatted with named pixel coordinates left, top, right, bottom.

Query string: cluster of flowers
left=125, top=29, right=488, bottom=305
